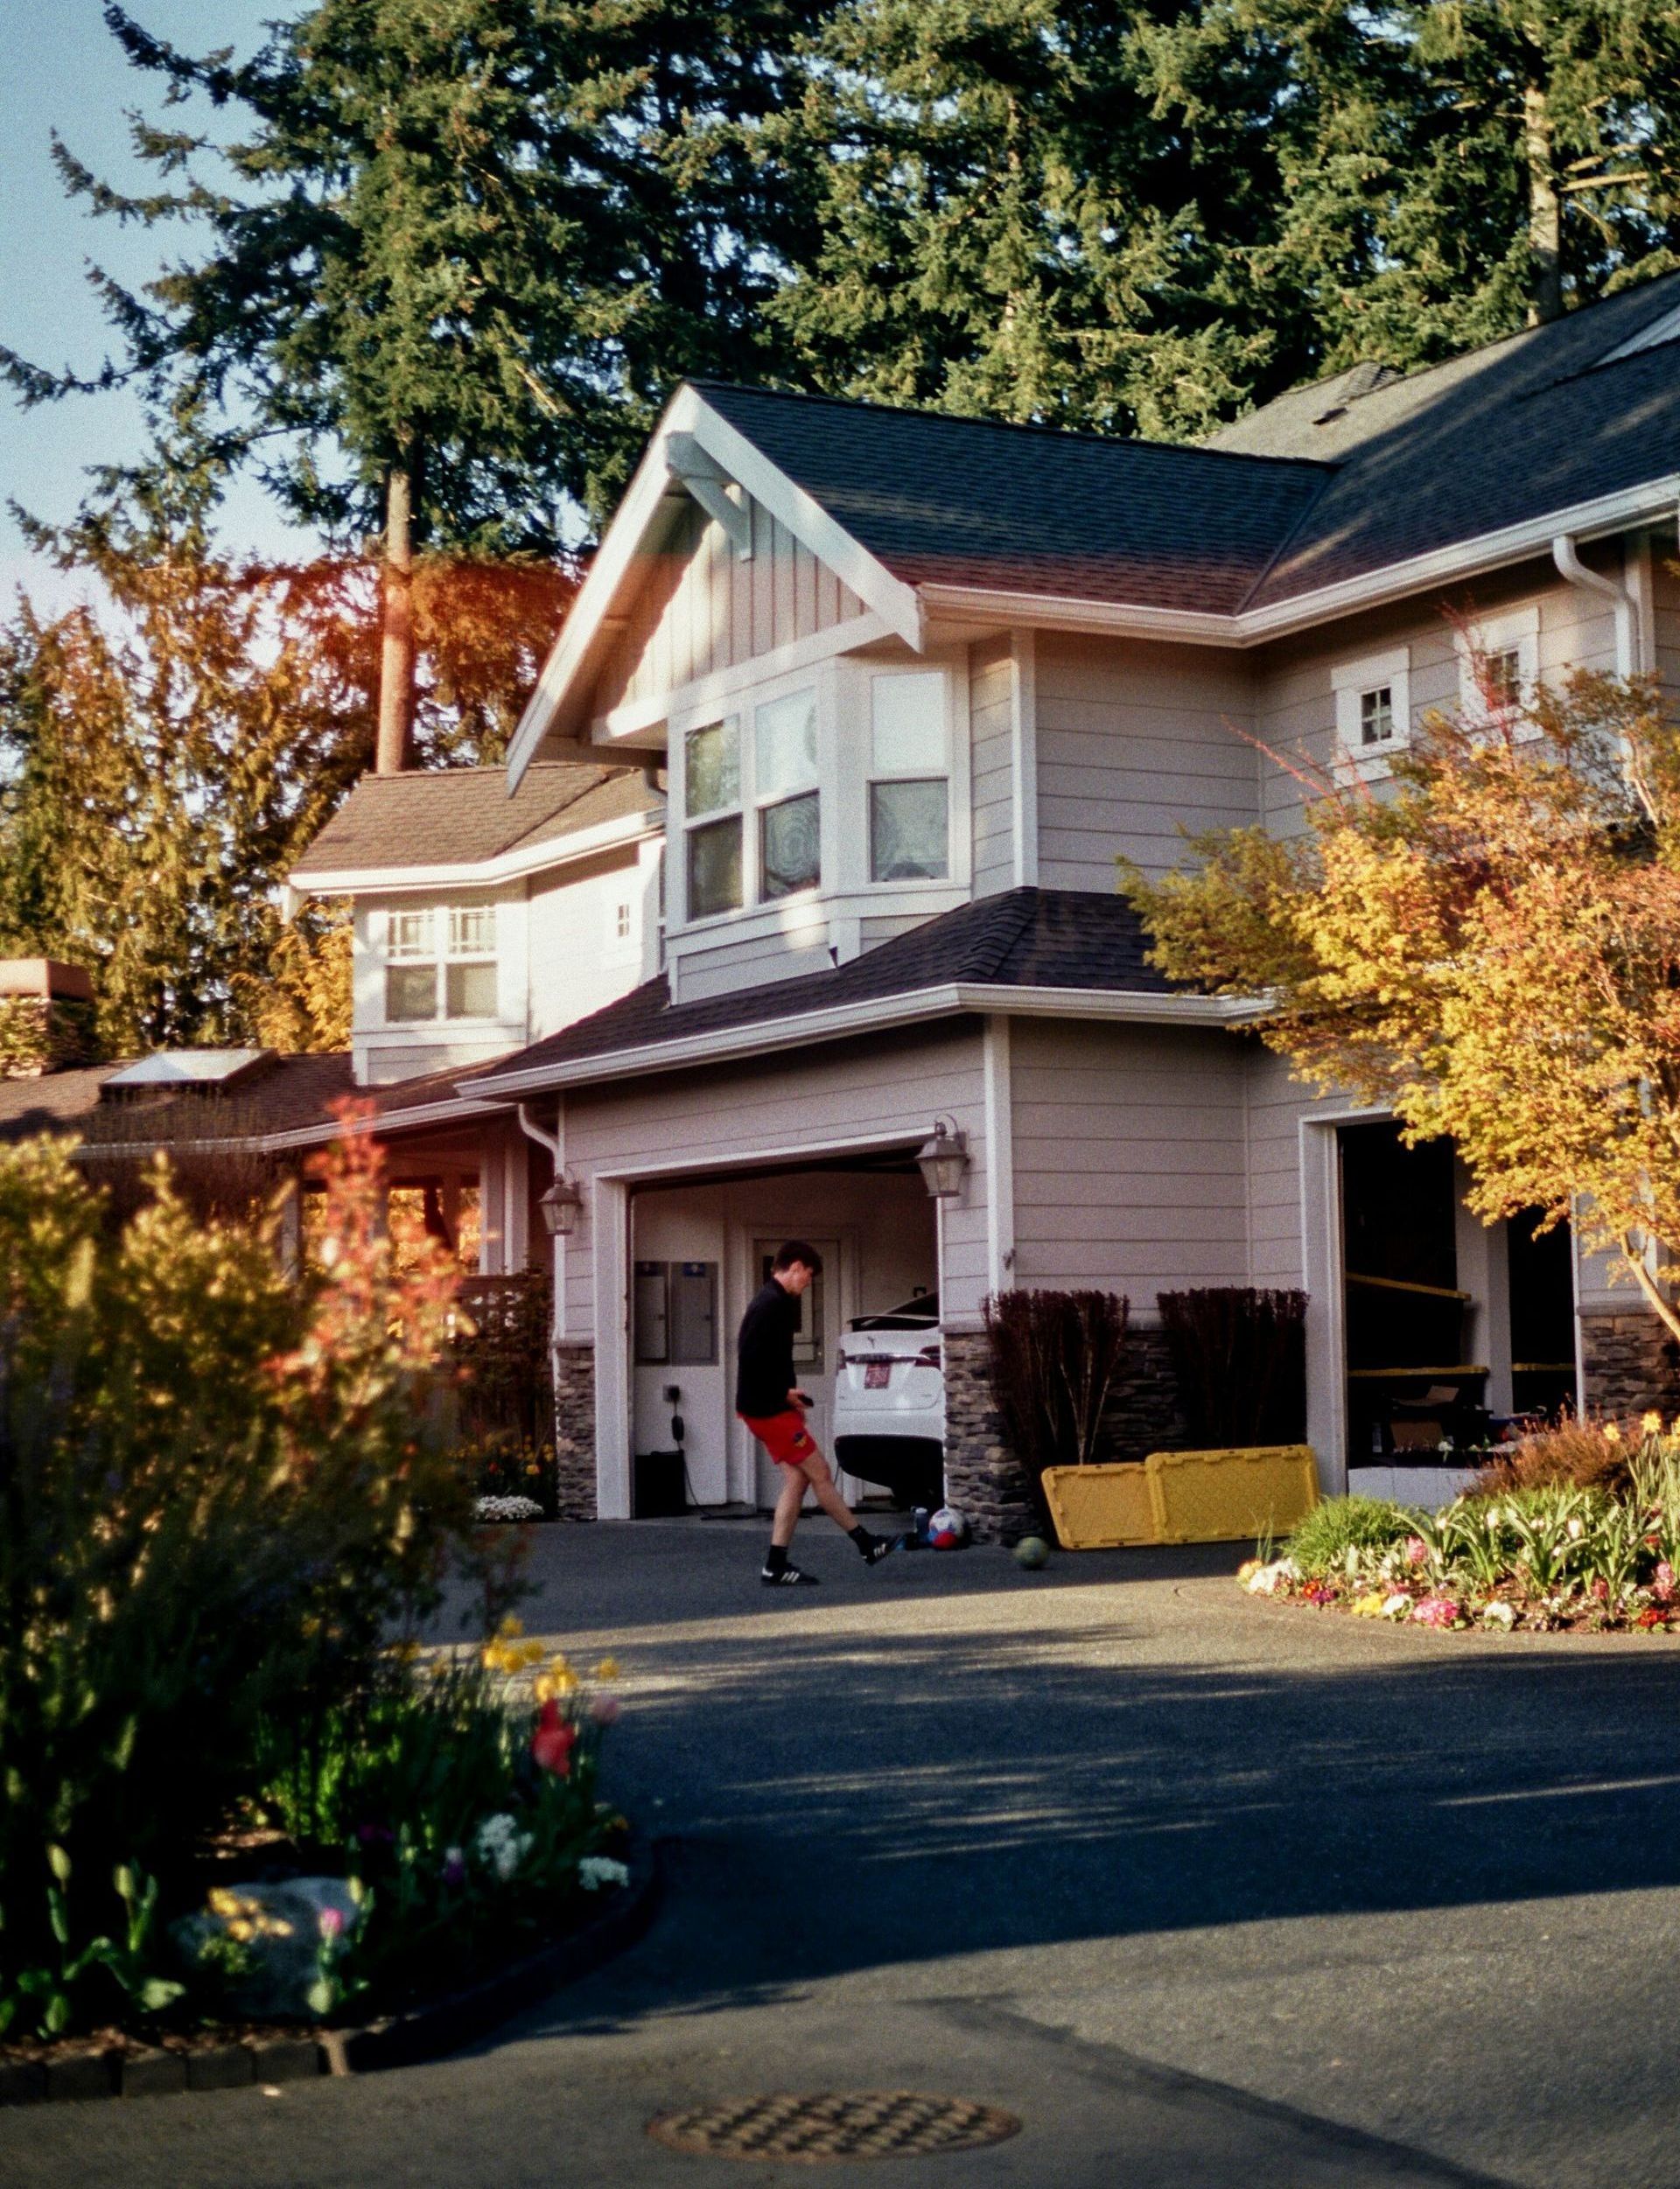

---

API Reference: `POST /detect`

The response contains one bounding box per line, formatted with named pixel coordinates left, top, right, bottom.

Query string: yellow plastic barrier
left=1144, top=1444, right=1320, bottom=1545
left=1040, top=1463, right=1158, bottom=1549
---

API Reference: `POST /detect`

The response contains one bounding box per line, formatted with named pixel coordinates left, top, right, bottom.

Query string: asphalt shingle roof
left=466, top=886, right=1175, bottom=1090
left=694, top=383, right=1328, bottom=615
left=291, top=762, right=658, bottom=879
left=1205, top=269, right=1680, bottom=606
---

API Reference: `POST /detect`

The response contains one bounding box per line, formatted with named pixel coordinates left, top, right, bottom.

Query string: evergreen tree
left=4, top=0, right=822, bottom=766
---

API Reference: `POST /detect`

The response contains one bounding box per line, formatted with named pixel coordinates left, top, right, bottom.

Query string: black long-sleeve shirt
left=735, top=1278, right=799, bottom=1416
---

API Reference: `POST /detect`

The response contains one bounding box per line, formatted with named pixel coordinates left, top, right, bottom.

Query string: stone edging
left=0, top=1835, right=662, bottom=2108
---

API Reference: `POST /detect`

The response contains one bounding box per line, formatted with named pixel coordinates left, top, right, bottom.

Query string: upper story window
left=1333, top=647, right=1410, bottom=773
left=1456, top=605, right=1539, bottom=728
left=681, top=685, right=821, bottom=921
left=868, top=670, right=949, bottom=881
left=382, top=903, right=499, bottom=1022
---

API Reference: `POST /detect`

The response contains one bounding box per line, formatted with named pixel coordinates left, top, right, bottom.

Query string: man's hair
left=774, top=1240, right=822, bottom=1275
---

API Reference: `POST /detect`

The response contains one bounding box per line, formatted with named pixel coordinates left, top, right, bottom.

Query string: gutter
left=458, top=980, right=1264, bottom=1100
left=1550, top=534, right=1639, bottom=675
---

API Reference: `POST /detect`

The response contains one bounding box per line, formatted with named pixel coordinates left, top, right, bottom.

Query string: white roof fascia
left=289, top=808, right=659, bottom=900
left=506, top=385, right=923, bottom=788
left=260, top=1094, right=509, bottom=1153
left=460, top=983, right=1258, bottom=1099
left=918, top=584, right=1236, bottom=646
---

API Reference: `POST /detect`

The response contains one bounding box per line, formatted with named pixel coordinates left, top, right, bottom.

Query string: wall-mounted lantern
left=916, top=1119, right=970, bottom=1200
left=536, top=1172, right=585, bottom=1238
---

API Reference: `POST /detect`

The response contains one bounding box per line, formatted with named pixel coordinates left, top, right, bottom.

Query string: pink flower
left=532, top=1698, right=578, bottom=1777
left=1655, top=1563, right=1675, bottom=1603
left=1411, top=1594, right=1460, bottom=1629
left=1404, top=1536, right=1429, bottom=1567
left=589, top=1694, right=622, bottom=1726
left=318, top=1906, right=345, bottom=1942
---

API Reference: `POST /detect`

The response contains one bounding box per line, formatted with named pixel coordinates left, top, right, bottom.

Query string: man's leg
left=770, top=1458, right=808, bottom=1549
left=801, top=1448, right=900, bottom=1564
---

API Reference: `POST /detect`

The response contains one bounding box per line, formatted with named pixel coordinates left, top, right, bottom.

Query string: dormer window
left=382, top=903, right=498, bottom=1022
left=868, top=671, right=949, bottom=882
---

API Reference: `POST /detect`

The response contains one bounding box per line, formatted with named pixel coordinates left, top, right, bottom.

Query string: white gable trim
left=507, top=386, right=923, bottom=789
left=288, top=807, right=660, bottom=900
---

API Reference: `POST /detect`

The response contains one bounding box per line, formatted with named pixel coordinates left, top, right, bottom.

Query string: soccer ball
left=1013, top=1535, right=1050, bottom=1570
left=927, top=1505, right=969, bottom=1549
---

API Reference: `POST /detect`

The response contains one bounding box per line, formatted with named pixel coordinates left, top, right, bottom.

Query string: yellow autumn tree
left=1126, top=666, right=1680, bottom=1342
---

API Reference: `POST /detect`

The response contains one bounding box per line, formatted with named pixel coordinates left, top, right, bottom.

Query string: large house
left=13, top=273, right=1680, bottom=1530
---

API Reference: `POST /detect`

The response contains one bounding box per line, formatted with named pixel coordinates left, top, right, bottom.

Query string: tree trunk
left=375, top=455, right=418, bottom=773
left=1524, top=80, right=1564, bottom=326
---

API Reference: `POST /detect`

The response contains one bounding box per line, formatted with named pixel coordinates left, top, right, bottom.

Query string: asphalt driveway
left=9, top=1520, right=1680, bottom=2187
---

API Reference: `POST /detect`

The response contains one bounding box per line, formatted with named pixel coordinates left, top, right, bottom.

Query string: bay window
left=868, top=670, right=948, bottom=881
left=755, top=686, right=820, bottom=899
left=684, top=716, right=743, bottom=918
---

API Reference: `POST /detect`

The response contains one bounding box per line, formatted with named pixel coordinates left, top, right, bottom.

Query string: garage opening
left=627, top=1152, right=938, bottom=1515
left=1339, top=1122, right=1575, bottom=1468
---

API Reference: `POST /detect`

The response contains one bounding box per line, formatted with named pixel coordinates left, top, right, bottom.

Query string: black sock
left=765, top=1542, right=788, bottom=1575
left=848, top=1523, right=875, bottom=1557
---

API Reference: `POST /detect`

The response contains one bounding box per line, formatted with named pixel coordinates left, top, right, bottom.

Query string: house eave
left=287, top=808, right=660, bottom=901
left=459, top=982, right=1261, bottom=1100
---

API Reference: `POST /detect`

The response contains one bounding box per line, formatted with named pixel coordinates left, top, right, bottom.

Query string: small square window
left=871, top=780, right=948, bottom=882
left=1485, top=647, right=1522, bottom=709
left=386, top=964, right=438, bottom=1022
left=614, top=901, right=632, bottom=941
left=1359, top=687, right=1395, bottom=746
left=687, top=814, right=744, bottom=919
left=445, top=961, right=498, bottom=1018
left=761, top=791, right=821, bottom=899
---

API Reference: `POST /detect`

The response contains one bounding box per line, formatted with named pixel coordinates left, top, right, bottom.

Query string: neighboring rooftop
left=290, top=761, right=659, bottom=883
left=466, top=886, right=1179, bottom=1090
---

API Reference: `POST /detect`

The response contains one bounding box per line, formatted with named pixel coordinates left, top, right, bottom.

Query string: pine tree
left=4, top=0, right=824, bottom=766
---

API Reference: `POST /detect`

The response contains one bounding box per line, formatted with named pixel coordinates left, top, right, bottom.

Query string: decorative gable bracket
left=666, top=432, right=752, bottom=561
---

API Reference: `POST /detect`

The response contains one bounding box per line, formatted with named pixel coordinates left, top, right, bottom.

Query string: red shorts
left=738, top=1409, right=816, bottom=1468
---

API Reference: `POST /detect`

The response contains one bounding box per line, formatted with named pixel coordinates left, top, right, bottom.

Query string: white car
left=832, top=1290, right=944, bottom=1509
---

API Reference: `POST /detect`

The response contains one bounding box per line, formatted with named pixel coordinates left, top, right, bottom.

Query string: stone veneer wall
left=552, top=1340, right=598, bottom=1522
left=941, top=1320, right=1186, bottom=1543
left=1579, top=1309, right=1680, bottom=1421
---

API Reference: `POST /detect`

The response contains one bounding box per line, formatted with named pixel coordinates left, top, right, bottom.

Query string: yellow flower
left=592, top=1657, right=621, bottom=1681
left=498, top=1614, right=524, bottom=1640
left=1350, top=1592, right=1387, bottom=1618
left=553, top=1668, right=580, bottom=1696
left=520, top=1640, right=545, bottom=1668
left=1642, top=1409, right=1663, bottom=1436
left=207, top=1886, right=242, bottom=1918
left=227, top=1919, right=255, bottom=1943
left=1605, top=1421, right=1622, bottom=1444
left=534, top=1672, right=556, bottom=1704
left=549, top=1652, right=571, bottom=1675
left=388, top=1638, right=421, bottom=1665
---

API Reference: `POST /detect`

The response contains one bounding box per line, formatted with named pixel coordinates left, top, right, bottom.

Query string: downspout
left=517, top=1102, right=565, bottom=1342
left=1551, top=531, right=1639, bottom=675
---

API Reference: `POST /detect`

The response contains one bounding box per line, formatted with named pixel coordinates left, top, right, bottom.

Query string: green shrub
left=0, top=1124, right=505, bottom=2039
left=1287, top=1494, right=1415, bottom=1577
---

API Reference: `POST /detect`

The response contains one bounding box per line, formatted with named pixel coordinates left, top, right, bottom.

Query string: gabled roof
left=290, top=762, right=657, bottom=888
left=1208, top=268, right=1680, bottom=608
left=461, top=887, right=1233, bottom=1095
left=690, top=384, right=1328, bottom=616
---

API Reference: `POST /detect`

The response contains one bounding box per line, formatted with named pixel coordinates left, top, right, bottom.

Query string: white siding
left=1246, top=1046, right=1311, bottom=1290
left=526, top=843, right=659, bottom=1041
left=1032, top=634, right=1258, bottom=887
left=676, top=927, right=832, bottom=1004
left=1009, top=1018, right=1251, bottom=1301
left=1656, top=528, right=1680, bottom=695
left=970, top=640, right=1015, bottom=893
left=591, top=493, right=870, bottom=718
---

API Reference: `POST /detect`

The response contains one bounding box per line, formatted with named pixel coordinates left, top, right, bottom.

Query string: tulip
left=532, top=1698, right=578, bottom=1776
left=589, top=1694, right=622, bottom=1726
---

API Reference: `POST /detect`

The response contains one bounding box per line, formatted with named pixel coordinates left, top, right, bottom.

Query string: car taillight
left=914, top=1345, right=942, bottom=1368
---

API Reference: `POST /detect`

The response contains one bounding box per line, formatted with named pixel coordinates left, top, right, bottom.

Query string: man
left=737, top=1241, right=900, bottom=1585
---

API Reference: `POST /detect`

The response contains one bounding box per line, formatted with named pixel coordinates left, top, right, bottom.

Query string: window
left=614, top=901, right=632, bottom=941
left=868, top=671, right=948, bottom=881
left=1455, top=607, right=1539, bottom=728
left=755, top=686, right=819, bottom=899
left=1333, top=648, right=1410, bottom=770
left=683, top=717, right=743, bottom=919
left=381, top=903, right=498, bottom=1023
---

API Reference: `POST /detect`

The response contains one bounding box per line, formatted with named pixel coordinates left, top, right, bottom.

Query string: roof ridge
left=690, top=381, right=1335, bottom=476
left=499, top=761, right=621, bottom=854
left=960, top=887, right=1040, bottom=982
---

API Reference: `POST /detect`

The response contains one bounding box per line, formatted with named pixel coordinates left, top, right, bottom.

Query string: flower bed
left=1240, top=1419, right=1680, bottom=1635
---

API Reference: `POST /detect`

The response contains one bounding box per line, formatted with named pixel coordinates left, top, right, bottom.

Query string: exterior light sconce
left=916, top=1118, right=970, bottom=1200
left=536, top=1172, right=584, bottom=1238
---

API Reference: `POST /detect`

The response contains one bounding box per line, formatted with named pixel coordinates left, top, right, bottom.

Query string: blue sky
left=1, top=3, right=308, bottom=605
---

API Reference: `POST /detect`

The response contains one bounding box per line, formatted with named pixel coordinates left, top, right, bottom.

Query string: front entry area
left=627, top=1158, right=937, bottom=1514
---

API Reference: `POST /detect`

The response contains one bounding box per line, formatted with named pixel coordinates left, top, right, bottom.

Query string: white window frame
left=378, top=900, right=501, bottom=1025
left=1332, top=647, right=1411, bottom=775
left=672, top=665, right=831, bottom=930
left=678, top=713, right=746, bottom=927
left=752, top=683, right=822, bottom=905
left=1455, top=604, right=1540, bottom=731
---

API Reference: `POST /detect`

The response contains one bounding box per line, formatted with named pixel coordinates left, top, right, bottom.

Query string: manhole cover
left=647, top=2091, right=1022, bottom=2164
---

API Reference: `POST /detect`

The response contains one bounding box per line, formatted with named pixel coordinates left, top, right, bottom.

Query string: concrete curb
left=0, top=1835, right=662, bottom=2107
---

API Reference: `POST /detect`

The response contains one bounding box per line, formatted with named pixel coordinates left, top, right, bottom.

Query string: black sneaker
left=761, top=1561, right=819, bottom=1585
left=861, top=1533, right=904, bottom=1567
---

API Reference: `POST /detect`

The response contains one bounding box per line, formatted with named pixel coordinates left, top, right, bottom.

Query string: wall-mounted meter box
left=671, top=1261, right=718, bottom=1364
left=634, top=1261, right=668, bottom=1363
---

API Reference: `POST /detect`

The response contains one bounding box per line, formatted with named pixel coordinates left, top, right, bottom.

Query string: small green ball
left=1013, top=1535, right=1050, bottom=1570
